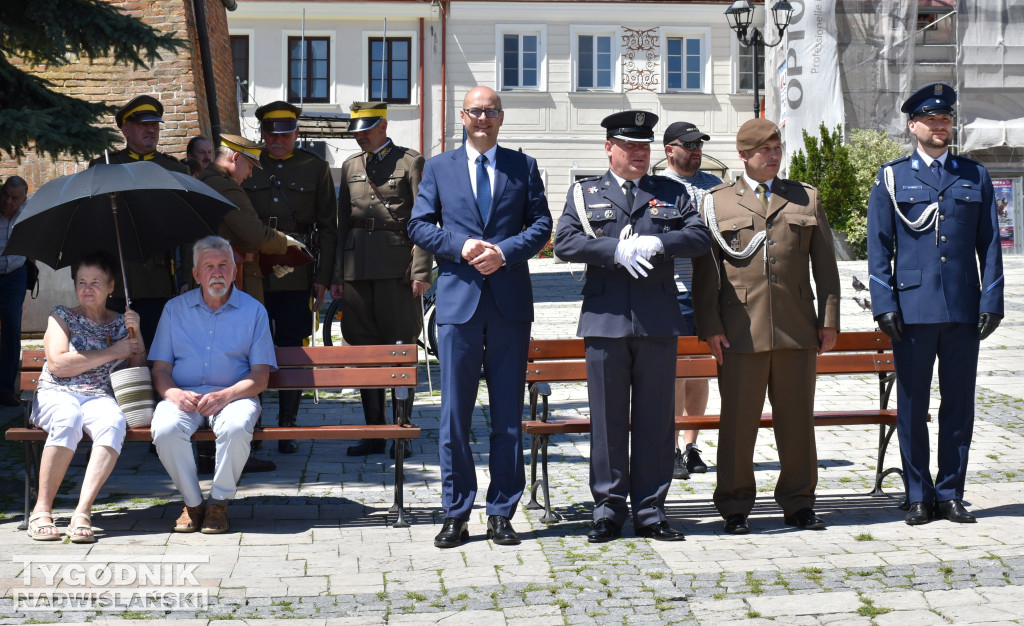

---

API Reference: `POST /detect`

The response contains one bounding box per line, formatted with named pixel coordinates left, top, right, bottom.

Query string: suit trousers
left=714, top=348, right=818, bottom=518
left=892, top=322, right=979, bottom=504
left=151, top=397, right=261, bottom=506
left=437, top=281, right=528, bottom=521
left=0, top=265, right=26, bottom=394
left=585, top=335, right=677, bottom=528
left=342, top=277, right=423, bottom=426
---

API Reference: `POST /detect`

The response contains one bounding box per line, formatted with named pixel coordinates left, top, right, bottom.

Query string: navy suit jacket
left=408, top=145, right=552, bottom=325
left=867, top=152, right=1004, bottom=324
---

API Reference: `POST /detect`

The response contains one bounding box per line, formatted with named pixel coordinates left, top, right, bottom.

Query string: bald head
left=460, top=87, right=504, bottom=152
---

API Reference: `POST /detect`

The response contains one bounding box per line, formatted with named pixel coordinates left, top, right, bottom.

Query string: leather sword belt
left=353, top=218, right=407, bottom=232
left=265, top=217, right=310, bottom=233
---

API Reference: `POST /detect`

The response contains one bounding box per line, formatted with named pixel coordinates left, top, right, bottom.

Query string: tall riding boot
left=347, top=389, right=386, bottom=456
left=389, top=391, right=415, bottom=459
left=277, top=389, right=301, bottom=453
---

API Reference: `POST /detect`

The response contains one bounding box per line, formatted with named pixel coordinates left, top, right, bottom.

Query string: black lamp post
left=725, top=0, right=794, bottom=118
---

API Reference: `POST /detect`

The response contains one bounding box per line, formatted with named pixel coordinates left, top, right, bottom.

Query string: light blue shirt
left=149, top=286, right=277, bottom=394
left=0, top=204, right=26, bottom=275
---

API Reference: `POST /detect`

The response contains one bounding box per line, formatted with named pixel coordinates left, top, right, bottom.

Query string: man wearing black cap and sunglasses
left=554, top=110, right=711, bottom=543
left=243, top=101, right=338, bottom=454
left=89, top=95, right=189, bottom=350
left=660, top=121, right=722, bottom=481
left=330, top=102, right=432, bottom=459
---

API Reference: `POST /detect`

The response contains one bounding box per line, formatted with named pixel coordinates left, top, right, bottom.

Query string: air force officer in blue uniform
left=867, top=83, right=1004, bottom=526
left=408, top=86, right=552, bottom=548
left=554, top=111, right=712, bottom=543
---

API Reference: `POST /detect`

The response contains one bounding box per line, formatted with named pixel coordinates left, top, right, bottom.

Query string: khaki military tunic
left=242, top=147, right=338, bottom=292
left=88, top=149, right=189, bottom=299
left=691, top=177, right=841, bottom=519
left=334, top=143, right=432, bottom=283
left=197, top=164, right=289, bottom=303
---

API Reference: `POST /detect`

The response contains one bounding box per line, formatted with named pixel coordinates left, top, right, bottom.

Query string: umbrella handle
left=109, top=193, right=132, bottom=309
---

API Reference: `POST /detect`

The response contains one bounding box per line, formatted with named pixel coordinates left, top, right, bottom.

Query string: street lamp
left=725, top=0, right=794, bottom=118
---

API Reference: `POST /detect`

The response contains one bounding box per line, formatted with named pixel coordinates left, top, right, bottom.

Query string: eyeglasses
left=670, top=140, right=704, bottom=151
left=463, top=108, right=503, bottom=119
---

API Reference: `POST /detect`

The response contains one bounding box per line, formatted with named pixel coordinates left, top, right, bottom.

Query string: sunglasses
left=670, top=140, right=704, bottom=151
left=463, top=108, right=503, bottom=119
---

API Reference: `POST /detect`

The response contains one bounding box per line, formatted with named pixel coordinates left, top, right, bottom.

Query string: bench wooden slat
left=6, top=424, right=422, bottom=443
left=274, top=345, right=417, bottom=367
left=815, top=353, right=895, bottom=374
left=269, top=366, right=418, bottom=389
left=523, top=410, right=899, bottom=435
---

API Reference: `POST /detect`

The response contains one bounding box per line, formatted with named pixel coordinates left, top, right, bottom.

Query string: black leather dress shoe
left=937, top=499, right=976, bottom=523
left=389, top=439, right=413, bottom=460
left=434, top=518, right=469, bottom=548
left=486, top=515, right=521, bottom=545
left=278, top=439, right=299, bottom=454
left=347, top=439, right=386, bottom=456
left=784, top=508, right=826, bottom=530
left=587, top=518, right=621, bottom=543
left=0, top=392, right=21, bottom=407
left=242, top=455, right=277, bottom=472
left=904, top=501, right=933, bottom=525
left=635, top=520, right=685, bottom=541
left=723, top=514, right=750, bottom=535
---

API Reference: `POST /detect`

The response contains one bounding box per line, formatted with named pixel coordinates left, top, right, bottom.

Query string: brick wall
left=0, top=0, right=239, bottom=193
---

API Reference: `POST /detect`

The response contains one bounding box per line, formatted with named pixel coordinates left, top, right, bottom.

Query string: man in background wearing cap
left=408, top=86, right=551, bottom=549
left=330, top=102, right=431, bottom=459
left=660, top=121, right=722, bottom=481
left=89, top=95, right=189, bottom=349
left=243, top=101, right=338, bottom=455
left=554, top=110, right=711, bottom=543
left=867, top=83, right=1003, bottom=525
left=692, top=118, right=840, bottom=535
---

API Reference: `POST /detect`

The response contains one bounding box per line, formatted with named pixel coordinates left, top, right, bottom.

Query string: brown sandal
left=174, top=504, right=205, bottom=533
left=200, top=503, right=229, bottom=534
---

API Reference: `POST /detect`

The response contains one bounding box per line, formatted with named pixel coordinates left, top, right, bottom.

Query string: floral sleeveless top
left=38, top=305, right=129, bottom=397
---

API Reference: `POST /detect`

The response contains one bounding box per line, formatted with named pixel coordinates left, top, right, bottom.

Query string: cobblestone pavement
left=1, top=257, right=1023, bottom=625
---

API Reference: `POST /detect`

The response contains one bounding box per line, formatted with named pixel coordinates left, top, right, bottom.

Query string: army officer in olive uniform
left=553, top=110, right=712, bottom=544
left=243, top=101, right=338, bottom=454
left=89, top=95, right=189, bottom=349
left=330, top=102, right=432, bottom=458
left=692, top=118, right=841, bottom=535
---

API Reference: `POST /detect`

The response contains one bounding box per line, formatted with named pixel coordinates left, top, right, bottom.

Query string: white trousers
left=150, top=397, right=261, bottom=507
left=32, top=389, right=126, bottom=453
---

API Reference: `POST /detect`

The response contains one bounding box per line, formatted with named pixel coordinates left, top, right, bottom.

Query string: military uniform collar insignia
left=127, top=150, right=155, bottom=161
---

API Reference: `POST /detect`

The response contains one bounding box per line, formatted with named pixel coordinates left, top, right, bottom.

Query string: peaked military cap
left=901, top=83, right=956, bottom=118
left=220, top=133, right=264, bottom=169
left=349, top=102, right=387, bottom=132
left=736, top=118, right=781, bottom=152
left=602, top=110, right=658, bottom=143
left=255, top=101, right=302, bottom=133
left=115, top=95, right=164, bottom=129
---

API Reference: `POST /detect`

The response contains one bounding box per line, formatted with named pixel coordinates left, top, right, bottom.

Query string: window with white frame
left=736, top=39, right=766, bottom=92
left=571, top=27, right=618, bottom=92
left=496, top=25, right=546, bottom=91
left=660, top=28, right=710, bottom=93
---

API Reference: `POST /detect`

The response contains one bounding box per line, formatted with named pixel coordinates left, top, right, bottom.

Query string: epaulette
left=294, top=146, right=328, bottom=162
left=951, top=153, right=983, bottom=167
left=707, top=180, right=737, bottom=194
left=881, top=155, right=911, bottom=168
left=778, top=178, right=815, bottom=190
left=576, top=175, right=602, bottom=183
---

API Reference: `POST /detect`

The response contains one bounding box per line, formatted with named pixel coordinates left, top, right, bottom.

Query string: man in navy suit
left=868, top=83, right=1004, bottom=525
left=553, top=111, right=711, bottom=543
left=408, top=86, right=552, bottom=548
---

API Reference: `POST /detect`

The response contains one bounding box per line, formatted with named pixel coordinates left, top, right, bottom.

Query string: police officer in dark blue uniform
left=554, top=111, right=711, bottom=543
left=867, top=83, right=1004, bottom=526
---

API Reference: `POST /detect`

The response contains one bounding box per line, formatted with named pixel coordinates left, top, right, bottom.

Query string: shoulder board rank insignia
left=588, top=186, right=599, bottom=194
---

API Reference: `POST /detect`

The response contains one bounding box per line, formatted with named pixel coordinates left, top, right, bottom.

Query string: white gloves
left=614, top=237, right=654, bottom=279
left=285, top=234, right=306, bottom=249
left=272, top=265, right=295, bottom=279
left=632, top=235, right=664, bottom=261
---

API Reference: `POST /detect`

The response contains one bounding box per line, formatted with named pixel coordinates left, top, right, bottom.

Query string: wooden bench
left=522, top=331, right=901, bottom=522
left=5, top=344, right=420, bottom=529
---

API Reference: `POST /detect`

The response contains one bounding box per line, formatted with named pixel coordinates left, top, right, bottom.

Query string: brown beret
left=736, top=118, right=781, bottom=152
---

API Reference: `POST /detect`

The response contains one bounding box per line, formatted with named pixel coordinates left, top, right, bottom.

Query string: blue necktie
left=475, top=154, right=491, bottom=223
left=930, top=160, right=942, bottom=183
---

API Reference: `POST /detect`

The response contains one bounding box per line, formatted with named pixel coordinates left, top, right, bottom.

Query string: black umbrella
left=3, top=161, right=236, bottom=305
